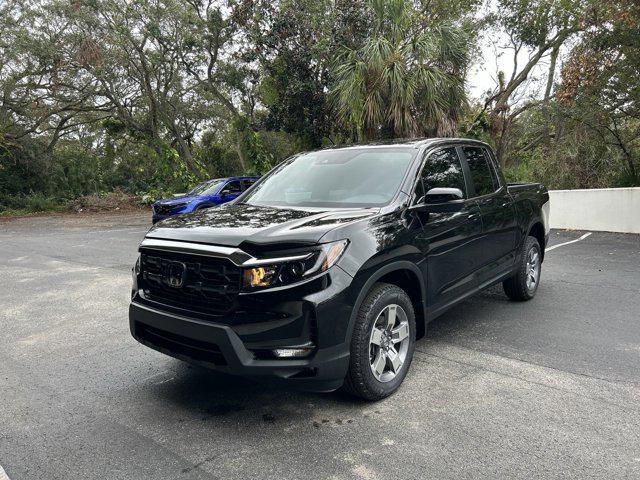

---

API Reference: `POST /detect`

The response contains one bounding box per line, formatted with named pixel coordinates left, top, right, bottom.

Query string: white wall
left=549, top=187, right=640, bottom=234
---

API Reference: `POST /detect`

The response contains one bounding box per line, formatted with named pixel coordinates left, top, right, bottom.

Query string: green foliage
left=142, top=146, right=205, bottom=202
left=250, top=0, right=335, bottom=149
left=257, top=131, right=305, bottom=164
left=197, top=132, right=243, bottom=178
left=0, top=0, right=638, bottom=214
left=331, top=0, right=472, bottom=140
left=0, top=193, right=68, bottom=216
left=460, top=106, right=491, bottom=140
left=500, top=102, right=638, bottom=190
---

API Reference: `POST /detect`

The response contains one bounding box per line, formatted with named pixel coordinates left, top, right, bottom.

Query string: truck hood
left=153, top=195, right=199, bottom=206
left=145, top=203, right=378, bottom=247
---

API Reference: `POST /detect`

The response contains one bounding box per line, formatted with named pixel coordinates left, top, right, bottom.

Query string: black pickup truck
left=130, top=138, right=550, bottom=400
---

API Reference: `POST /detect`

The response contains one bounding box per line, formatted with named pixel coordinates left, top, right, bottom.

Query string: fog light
left=272, top=347, right=314, bottom=358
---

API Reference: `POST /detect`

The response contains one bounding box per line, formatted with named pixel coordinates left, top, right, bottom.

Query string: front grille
left=139, top=249, right=241, bottom=315
left=153, top=204, right=174, bottom=215
left=135, top=322, right=227, bottom=365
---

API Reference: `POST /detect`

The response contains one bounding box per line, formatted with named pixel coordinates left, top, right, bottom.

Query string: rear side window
left=484, top=148, right=504, bottom=186
left=242, top=179, right=258, bottom=190
left=462, top=147, right=496, bottom=197
left=417, top=147, right=467, bottom=199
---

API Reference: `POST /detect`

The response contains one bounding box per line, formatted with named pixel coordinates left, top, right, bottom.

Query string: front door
left=410, top=147, right=484, bottom=311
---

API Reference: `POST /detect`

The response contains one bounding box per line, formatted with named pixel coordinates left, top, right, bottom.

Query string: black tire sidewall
left=350, top=284, right=417, bottom=399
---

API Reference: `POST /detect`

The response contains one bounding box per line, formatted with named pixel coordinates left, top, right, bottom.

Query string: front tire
left=503, top=235, right=542, bottom=301
left=343, top=283, right=416, bottom=401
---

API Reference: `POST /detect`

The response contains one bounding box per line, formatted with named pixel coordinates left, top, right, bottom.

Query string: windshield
left=188, top=179, right=224, bottom=196
left=242, top=148, right=416, bottom=208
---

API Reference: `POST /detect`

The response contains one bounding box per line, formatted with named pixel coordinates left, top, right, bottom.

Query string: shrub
left=0, top=193, right=67, bottom=216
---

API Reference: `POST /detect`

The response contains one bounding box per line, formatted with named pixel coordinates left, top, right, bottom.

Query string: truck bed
left=507, top=182, right=545, bottom=192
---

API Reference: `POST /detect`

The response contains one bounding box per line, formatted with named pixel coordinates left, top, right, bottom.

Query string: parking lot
left=1, top=213, right=639, bottom=479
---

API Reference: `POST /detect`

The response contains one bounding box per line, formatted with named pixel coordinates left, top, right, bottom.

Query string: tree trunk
left=627, top=155, right=637, bottom=181
left=542, top=44, right=560, bottom=151
left=175, top=135, right=200, bottom=174
left=233, top=120, right=249, bottom=172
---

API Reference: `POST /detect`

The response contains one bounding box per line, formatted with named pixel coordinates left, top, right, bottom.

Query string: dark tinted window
left=221, top=180, right=242, bottom=194
left=242, top=179, right=258, bottom=190
left=418, top=147, right=466, bottom=199
left=463, top=147, right=496, bottom=197
left=485, top=148, right=503, bottom=186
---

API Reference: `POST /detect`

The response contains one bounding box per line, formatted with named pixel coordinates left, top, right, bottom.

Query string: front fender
left=344, top=259, right=427, bottom=344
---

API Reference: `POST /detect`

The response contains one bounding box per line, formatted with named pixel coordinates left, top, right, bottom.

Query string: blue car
left=151, top=176, right=260, bottom=224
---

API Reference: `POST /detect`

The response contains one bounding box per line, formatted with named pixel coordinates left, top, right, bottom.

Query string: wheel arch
left=528, top=221, right=546, bottom=262
left=347, top=261, right=427, bottom=341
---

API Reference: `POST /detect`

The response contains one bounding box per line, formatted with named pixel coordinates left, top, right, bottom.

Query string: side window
left=221, top=180, right=242, bottom=195
left=418, top=147, right=467, bottom=199
left=242, top=179, right=257, bottom=190
left=462, top=146, right=497, bottom=197
left=484, top=148, right=504, bottom=188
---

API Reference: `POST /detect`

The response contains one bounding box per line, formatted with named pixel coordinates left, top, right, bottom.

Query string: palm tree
left=331, top=0, right=470, bottom=141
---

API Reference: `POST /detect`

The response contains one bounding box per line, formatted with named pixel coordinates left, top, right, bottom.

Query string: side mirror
left=425, top=187, right=464, bottom=203
left=409, top=187, right=465, bottom=214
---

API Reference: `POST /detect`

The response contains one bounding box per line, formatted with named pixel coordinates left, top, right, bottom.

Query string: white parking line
left=546, top=232, right=592, bottom=252
left=0, top=464, right=11, bottom=480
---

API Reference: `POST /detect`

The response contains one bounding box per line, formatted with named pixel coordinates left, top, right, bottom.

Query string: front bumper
left=129, top=267, right=355, bottom=391
left=152, top=212, right=180, bottom=224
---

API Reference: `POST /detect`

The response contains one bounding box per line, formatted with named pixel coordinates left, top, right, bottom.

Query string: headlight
left=134, top=254, right=141, bottom=275
left=242, top=239, right=348, bottom=291
left=170, top=202, right=189, bottom=209
left=132, top=254, right=141, bottom=299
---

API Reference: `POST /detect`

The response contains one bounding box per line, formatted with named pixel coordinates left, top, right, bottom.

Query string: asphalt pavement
left=1, top=212, right=639, bottom=479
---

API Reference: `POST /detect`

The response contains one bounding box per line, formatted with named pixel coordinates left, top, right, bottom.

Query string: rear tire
left=343, top=283, right=416, bottom=401
left=503, top=236, right=542, bottom=301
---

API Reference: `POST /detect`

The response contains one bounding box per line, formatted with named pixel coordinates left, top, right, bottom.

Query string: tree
left=246, top=0, right=338, bottom=148
left=0, top=1, right=103, bottom=151
left=471, top=0, right=588, bottom=167
left=331, top=0, right=472, bottom=141
left=176, top=0, right=261, bottom=170
left=57, top=0, right=209, bottom=174
left=558, top=0, right=640, bottom=183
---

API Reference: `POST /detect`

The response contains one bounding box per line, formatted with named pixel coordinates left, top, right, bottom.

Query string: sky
left=465, top=2, right=554, bottom=103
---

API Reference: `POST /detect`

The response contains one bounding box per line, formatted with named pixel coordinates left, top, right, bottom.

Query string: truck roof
left=315, top=137, right=491, bottom=151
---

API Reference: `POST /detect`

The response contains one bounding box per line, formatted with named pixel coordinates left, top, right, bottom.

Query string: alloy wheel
left=369, top=304, right=410, bottom=383
left=525, top=247, right=540, bottom=292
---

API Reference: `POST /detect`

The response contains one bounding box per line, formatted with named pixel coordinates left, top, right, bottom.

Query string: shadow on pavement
left=151, top=360, right=367, bottom=425
left=145, top=289, right=510, bottom=421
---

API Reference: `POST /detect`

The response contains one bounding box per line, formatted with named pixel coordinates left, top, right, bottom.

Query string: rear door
left=459, top=145, right=518, bottom=281
left=411, top=146, right=484, bottom=310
